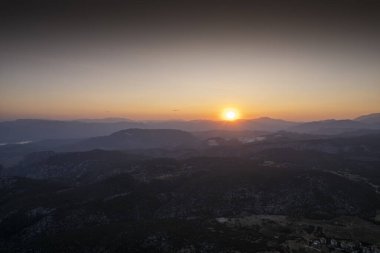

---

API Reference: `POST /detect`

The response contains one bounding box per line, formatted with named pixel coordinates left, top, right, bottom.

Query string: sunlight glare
left=222, top=108, right=240, bottom=121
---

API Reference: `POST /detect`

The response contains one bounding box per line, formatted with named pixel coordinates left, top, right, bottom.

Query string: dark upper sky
left=2, top=0, right=379, bottom=26
left=1, top=0, right=380, bottom=120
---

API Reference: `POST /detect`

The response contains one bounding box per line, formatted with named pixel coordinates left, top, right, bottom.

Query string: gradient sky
left=1, top=0, right=380, bottom=121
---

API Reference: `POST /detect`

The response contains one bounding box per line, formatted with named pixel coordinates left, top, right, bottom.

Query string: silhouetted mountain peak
left=355, top=113, right=380, bottom=125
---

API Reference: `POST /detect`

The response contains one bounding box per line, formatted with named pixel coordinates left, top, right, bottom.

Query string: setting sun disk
left=222, top=108, right=240, bottom=121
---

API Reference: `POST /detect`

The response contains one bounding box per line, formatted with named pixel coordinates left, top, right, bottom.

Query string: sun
left=222, top=108, right=240, bottom=121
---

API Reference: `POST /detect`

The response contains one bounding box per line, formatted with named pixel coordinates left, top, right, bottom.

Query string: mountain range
left=1, top=129, right=380, bottom=252
left=1, top=113, right=380, bottom=142
left=1, top=114, right=380, bottom=252
left=68, top=128, right=199, bottom=151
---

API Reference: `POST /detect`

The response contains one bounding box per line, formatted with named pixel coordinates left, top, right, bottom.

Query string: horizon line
left=0, top=112, right=379, bottom=123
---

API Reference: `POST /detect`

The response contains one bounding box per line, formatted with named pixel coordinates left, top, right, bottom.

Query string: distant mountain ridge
left=0, top=113, right=379, bottom=142
left=288, top=119, right=375, bottom=135
left=243, top=117, right=297, bottom=131
left=0, top=119, right=145, bottom=142
left=69, top=128, right=199, bottom=151
left=356, top=113, right=380, bottom=125
left=76, top=117, right=134, bottom=123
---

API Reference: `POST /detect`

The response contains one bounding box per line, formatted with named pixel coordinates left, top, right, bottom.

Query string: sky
left=1, top=0, right=380, bottom=121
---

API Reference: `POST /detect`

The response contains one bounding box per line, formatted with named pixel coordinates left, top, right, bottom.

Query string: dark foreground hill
left=1, top=132, right=380, bottom=252
left=1, top=141, right=380, bottom=252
